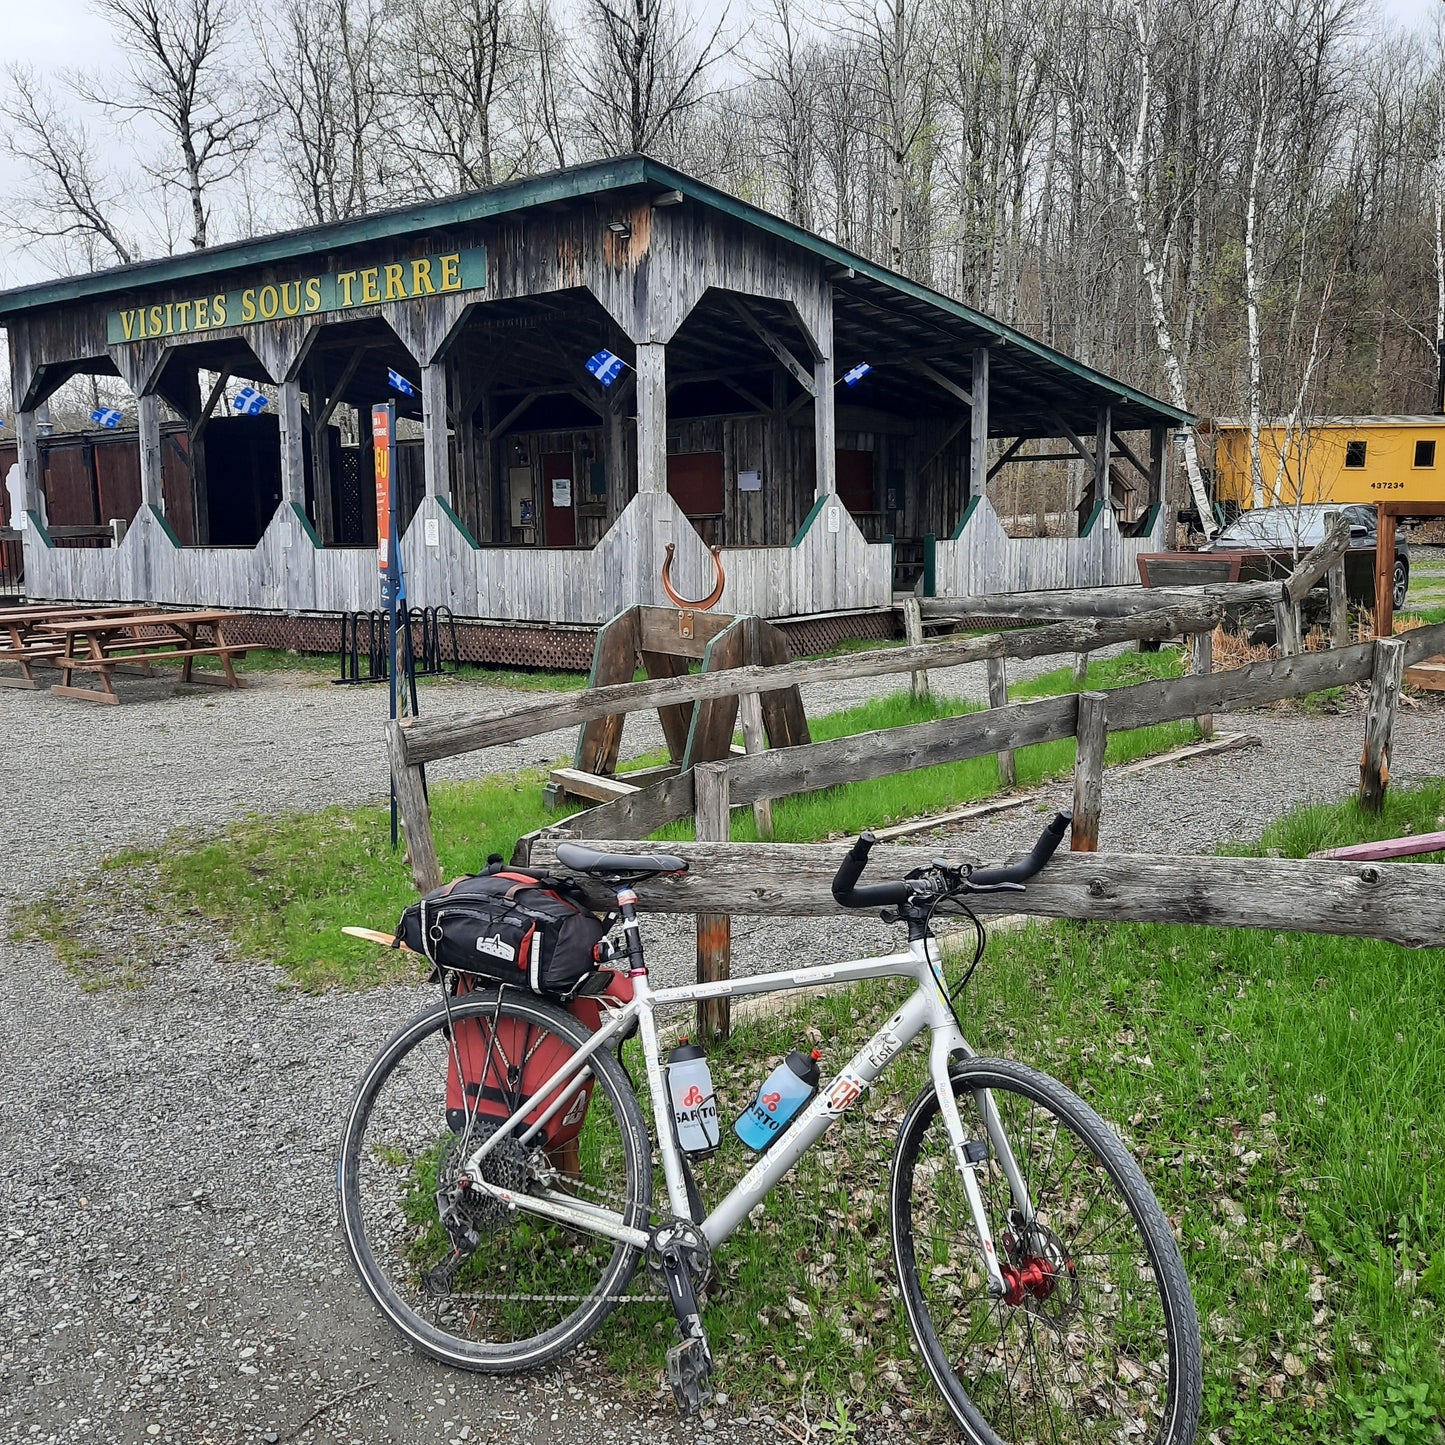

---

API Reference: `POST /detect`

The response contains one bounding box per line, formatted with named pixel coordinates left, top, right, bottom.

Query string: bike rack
left=335, top=606, right=459, bottom=685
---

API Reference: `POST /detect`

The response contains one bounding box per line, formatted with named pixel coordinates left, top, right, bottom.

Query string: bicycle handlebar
left=830, top=811, right=1073, bottom=911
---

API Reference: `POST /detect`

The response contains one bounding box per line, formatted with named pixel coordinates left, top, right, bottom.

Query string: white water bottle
left=667, top=1039, right=720, bottom=1154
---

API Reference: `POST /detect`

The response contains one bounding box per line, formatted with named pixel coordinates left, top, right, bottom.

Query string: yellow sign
left=106, top=247, right=487, bottom=345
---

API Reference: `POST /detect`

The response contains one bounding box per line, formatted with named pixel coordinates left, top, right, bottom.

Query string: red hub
left=1000, top=1255, right=1062, bottom=1307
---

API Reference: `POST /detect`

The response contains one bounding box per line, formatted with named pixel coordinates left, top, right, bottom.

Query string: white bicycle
left=339, top=813, right=1202, bottom=1444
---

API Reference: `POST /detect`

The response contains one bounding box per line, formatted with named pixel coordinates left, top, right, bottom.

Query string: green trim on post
left=923, top=534, right=936, bottom=598
left=1130, top=503, right=1161, bottom=539
left=289, top=502, right=322, bottom=549
left=1080, top=499, right=1107, bottom=537
left=149, top=505, right=182, bottom=547
left=436, top=496, right=480, bottom=548
left=950, top=495, right=982, bottom=542
left=25, top=511, right=53, bottom=547
left=790, top=494, right=829, bottom=546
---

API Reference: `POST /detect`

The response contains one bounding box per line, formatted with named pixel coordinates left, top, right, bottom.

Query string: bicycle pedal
left=665, top=1334, right=714, bottom=1416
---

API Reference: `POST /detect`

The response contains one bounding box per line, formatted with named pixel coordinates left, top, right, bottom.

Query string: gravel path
left=2, top=659, right=1441, bottom=1445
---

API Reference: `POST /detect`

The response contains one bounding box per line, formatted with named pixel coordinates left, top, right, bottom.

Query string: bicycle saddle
left=555, top=842, right=689, bottom=878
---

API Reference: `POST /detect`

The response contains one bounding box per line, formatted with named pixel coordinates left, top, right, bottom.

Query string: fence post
left=1359, top=638, right=1406, bottom=814
left=1273, top=598, right=1300, bottom=657
left=1325, top=511, right=1349, bottom=649
left=386, top=722, right=443, bottom=893
left=903, top=596, right=930, bottom=699
left=1191, top=627, right=1214, bottom=739
left=1071, top=652, right=1089, bottom=686
left=986, top=654, right=1016, bottom=788
left=737, top=691, right=774, bottom=840
left=694, top=761, right=732, bottom=1041
left=1071, top=690, right=1108, bottom=852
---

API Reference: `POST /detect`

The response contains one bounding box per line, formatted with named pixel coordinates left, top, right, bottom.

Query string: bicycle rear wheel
left=891, top=1057, right=1201, bottom=1445
left=338, top=989, right=651, bottom=1372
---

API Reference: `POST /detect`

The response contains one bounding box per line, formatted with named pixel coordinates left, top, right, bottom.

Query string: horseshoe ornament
left=661, top=542, right=726, bottom=612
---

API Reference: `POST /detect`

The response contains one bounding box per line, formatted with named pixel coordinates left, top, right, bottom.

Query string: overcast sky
left=1, top=0, right=1440, bottom=291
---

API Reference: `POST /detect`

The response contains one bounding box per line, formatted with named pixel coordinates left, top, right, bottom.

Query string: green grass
left=580, top=781, right=1445, bottom=1437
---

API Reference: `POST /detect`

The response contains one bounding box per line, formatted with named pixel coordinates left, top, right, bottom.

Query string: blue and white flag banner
left=233, top=386, right=269, bottom=416
left=91, top=407, right=124, bottom=429
left=585, top=349, right=627, bottom=387
left=387, top=368, right=417, bottom=396
left=842, top=362, right=872, bottom=387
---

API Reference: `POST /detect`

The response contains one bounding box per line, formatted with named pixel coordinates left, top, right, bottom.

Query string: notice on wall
left=551, top=477, right=573, bottom=507
left=737, top=469, right=761, bottom=492
left=827, top=505, right=841, bottom=533
left=424, top=516, right=440, bottom=547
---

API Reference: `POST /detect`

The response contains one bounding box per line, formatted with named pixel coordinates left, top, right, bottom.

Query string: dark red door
left=836, top=449, right=876, bottom=516
left=666, top=452, right=724, bottom=515
left=541, top=452, right=576, bottom=547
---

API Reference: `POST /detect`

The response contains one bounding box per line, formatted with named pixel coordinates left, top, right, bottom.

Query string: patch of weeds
left=1347, top=1356, right=1443, bottom=1445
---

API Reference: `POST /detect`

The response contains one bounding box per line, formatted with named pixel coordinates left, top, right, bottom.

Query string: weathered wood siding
left=931, top=495, right=1167, bottom=595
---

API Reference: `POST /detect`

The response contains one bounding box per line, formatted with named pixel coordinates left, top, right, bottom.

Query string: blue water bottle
left=734, top=1049, right=822, bottom=1152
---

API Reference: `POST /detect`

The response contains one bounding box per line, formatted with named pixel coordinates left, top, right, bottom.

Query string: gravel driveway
left=2, top=658, right=1441, bottom=1445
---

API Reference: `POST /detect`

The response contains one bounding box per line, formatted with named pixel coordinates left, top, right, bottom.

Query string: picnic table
left=39, top=609, right=248, bottom=704
left=0, top=606, right=149, bottom=690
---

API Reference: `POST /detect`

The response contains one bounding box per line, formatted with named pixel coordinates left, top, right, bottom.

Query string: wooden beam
left=986, top=437, right=1026, bottom=482
left=1191, top=627, right=1214, bottom=739
left=1284, top=515, right=1352, bottom=603
left=1374, top=506, right=1399, bottom=639
left=387, top=722, right=442, bottom=893
left=919, top=416, right=968, bottom=476
left=921, top=580, right=1283, bottom=622
left=728, top=298, right=816, bottom=396
left=396, top=601, right=1238, bottom=766
left=316, top=347, right=366, bottom=429
left=528, top=839, right=1445, bottom=949
left=487, top=391, right=540, bottom=442
left=902, top=597, right=929, bottom=699
left=969, top=346, right=990, bottom=500
left=1311, top=831, right=1445, bottom=862
left=1110, top=431, right=1152, bottom=480
left=191, top=371, right=229, bottom=441
left=910, top=360, right=973, bottom=408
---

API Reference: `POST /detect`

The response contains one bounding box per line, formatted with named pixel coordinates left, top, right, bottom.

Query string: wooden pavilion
left=0, top=156, right=1189, bottom=651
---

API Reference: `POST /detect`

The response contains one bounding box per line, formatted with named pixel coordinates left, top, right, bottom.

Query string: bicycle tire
left=890, top=1056, right=1201, bottom=1445
left=338, top=989, right=652, bottom=1372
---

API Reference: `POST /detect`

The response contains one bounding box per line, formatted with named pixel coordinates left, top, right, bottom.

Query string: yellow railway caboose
left=1210, top=416, right=1445, bottom=511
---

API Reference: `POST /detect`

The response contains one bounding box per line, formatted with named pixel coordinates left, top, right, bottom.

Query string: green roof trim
left=0, top=153, right=1190, bottom=427
left=436, top=496, right=479, bottom=549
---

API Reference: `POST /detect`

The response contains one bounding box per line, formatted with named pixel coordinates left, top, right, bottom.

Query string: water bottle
left=734, top=1049, right=822, bottom=1152
left=666, top=1039, right=720, bottom=1154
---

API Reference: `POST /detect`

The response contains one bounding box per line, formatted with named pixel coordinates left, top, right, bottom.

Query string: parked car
left=1139, top=502, right=1408, bottom=607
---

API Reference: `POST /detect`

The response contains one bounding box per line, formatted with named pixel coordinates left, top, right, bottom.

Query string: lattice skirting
left=219, top=608, right=900, bottom=670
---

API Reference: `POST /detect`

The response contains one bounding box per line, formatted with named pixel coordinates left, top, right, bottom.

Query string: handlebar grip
left=831, top=830, right=878, bottom=904
left=967, top=811, right=1073, bottom=887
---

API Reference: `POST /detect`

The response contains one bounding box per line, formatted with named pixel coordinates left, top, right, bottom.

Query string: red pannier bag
left=444, top=972, right=635, bottom=1169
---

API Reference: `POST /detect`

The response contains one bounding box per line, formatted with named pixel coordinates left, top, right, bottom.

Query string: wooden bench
left=0, top=606, right=149, bottom=690
left=38, top=610, right=248, bottom=704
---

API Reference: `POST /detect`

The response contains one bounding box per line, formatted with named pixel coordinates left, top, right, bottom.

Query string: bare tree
left=0, top=64, right=136, bottom=266
left=749, top=0, right=821, bottom=228
left=572, top=0, right=732, bottom=157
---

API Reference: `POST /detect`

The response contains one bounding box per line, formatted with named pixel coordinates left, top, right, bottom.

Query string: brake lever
left=959, top=880, right=1027, bottom=894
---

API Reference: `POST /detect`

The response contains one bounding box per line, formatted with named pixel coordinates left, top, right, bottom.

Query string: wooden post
left=276, top=379, right=305, bottom=508
left=1273, top=598, right=1300, bottom=657
left=813, top=290, right=836, bottom=499
left=138, top=392, right=165, bottom=511
left=737, top=691, right=774, bottom=840
left=1359, top=637, right=1406, bottom=813
left=694, top=761, right=732, bottom=1041
left=1191, top=626, right=1214, bottom=739
left=902, top=596, right=930, bottom=698
left=986, top=654, right=1015, bottom=787
left=13, top=408, right=44, bottom=518
left=386, top=723, right=443, bottom=893
left=969, top=346, right=989, bottom=501
left=1373, top=506, right=1398, bottom=640
left=307, top=375, right=334, bottom=543
left=1071, top=690, right=1107, bottom=852
left=1071, top=652, right=1089, bottom=686
left=1325, top=510, right=1348, bottom=649
left=635, top=343, right=667, bottom=495
left=421, top=360, right=451, bottom=502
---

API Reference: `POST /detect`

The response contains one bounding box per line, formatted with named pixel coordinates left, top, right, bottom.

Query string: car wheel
left=1393, top=558, right=1409, bottom=610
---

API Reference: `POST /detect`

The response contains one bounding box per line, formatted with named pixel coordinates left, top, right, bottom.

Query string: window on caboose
left=1344, top=440, right=1367, bottom=469
left=1414, top=439, right=1436, bottom=468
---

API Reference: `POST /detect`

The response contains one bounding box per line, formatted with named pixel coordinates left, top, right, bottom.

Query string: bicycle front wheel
left=338, top=989, right=652, bottom=1372
left=891, top=1057, right=1201, bottom=1445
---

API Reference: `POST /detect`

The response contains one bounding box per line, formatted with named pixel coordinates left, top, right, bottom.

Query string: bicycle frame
left=462, top=933, right=1033, bottom=1297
